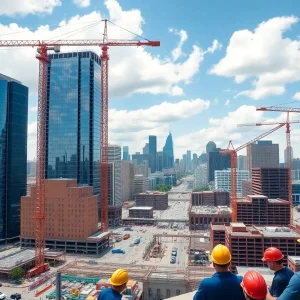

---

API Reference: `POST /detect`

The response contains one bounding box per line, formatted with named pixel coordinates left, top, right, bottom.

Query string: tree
left=156, top=184, right=171, bottom=192
left=193, top=187, right=209, bottom=192
left=11, top=267, right=25, bottom=280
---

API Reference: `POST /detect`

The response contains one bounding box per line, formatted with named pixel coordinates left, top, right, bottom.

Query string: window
left=148, top=289, right=152, bottom=296
left=166, top=289, right=170, bottom=298
left=176, top=290, right=181, bottom=295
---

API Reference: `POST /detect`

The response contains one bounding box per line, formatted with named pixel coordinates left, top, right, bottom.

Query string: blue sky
left=1, top=0, right=300, bottom=161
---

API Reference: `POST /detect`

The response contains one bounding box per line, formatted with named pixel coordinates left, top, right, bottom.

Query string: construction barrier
left=35, top=284, right=53, bottom=297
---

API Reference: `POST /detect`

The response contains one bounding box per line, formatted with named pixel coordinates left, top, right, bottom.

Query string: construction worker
left=193, top=244, right=245, bottom=300
left=241, top=270, right=268, bottom=300
left=98, top=269, right=128, bottom=300
left=262, top=247, right=294, bottom=297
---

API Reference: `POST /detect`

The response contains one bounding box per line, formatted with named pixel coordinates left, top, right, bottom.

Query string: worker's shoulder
left=201, top=273, right=242, bottom=286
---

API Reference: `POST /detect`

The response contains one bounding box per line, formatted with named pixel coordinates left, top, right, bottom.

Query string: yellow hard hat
left=211, top=244, right=231, bottom=265
left=109, top=269, right=129, bottom=286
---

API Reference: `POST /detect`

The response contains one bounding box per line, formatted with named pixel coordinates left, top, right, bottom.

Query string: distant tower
left=143, top=143, right=149, bottom=155
left=163, top=132, right=174, bottom=169
left=284, top=146, right=293, bottom=166
left=206, top=141, right=217, bottom=154
left=123, top=146, right=130, bottom=161
left=149, top=135, right=157, bottom=173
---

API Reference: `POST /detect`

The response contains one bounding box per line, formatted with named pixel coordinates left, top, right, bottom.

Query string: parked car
left=170, top=256, right=176, bottom=264
left=0, top=292, right=6, bottom=300
left=10, top=294, right=21, bottom=300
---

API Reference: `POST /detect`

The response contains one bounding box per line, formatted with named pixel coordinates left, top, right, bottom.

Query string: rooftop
left=256, top=226, right=300, bottom=238
left=129, top=206, right=153, bottom=210
left=190, top=206, right=231, bottom=214
left=138, top=191, right=167, bottom=195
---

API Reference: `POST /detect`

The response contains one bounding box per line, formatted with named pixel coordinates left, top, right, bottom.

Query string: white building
left=134, top=174, right=149, bottom=194
left=194, top=164, right=208, bottom=189
left=214, top=169, right=249, bottom=195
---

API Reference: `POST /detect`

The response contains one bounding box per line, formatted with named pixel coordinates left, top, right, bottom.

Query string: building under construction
left=189, top=206, right=231, bottom=230
left=129, top=207, right=154, bottom=218
left=237, top=195, right=290, bottom=226
left=211, top=222, right=300, bottom=272
left=135, top=191, right=168, bottom=210
left=191, top=191, right=229, bottom=206
left=21, top=179, right=111, bottom=255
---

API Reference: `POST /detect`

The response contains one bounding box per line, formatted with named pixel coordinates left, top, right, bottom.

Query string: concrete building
left=191, top=191, right=230, bottom=206
left=21, top=179, right=111, bottom=254
left=194, top=164, right=208, bottom=189
left=0, top=73, right=28, bottom=242
left=128, top=207, right=153, bottom=218
left=135, top=192, right=168, bottom=210
left=242, top=180, right=252, bottom=197
left=121, top=161, right=134, bottom=202
left=284, top=146, right=293, bottom=165
left=134, top=175, right=149, bottom=194
left=247, top=140, right=279, bottom=177
left=211, top=222, right=300, bottom=272
left=252, top=168, right=288, bottom=200
left=214, top=169, right=249, bottom=195
left=189, top=206, right=231, bottom=230
left=238, top=155, right=248, bottom=170
left=237, top=195, right=290, bottom=226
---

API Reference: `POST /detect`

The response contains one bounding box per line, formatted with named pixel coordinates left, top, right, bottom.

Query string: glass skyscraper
left=149, top=135, right=157, bottom=173
left=46, top=51, right=101, bottom=195
left=163, top=132, right=174, bottom=169
left=0, top=74, right=28, bottom=241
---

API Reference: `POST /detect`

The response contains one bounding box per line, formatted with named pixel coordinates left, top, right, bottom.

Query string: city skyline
left=1, top=1, right=300, bottom=161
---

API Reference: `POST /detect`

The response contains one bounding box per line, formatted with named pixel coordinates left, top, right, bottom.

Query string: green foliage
left=11, top=267, right=25, bottom=280
left=156, top=184, right=171, bottom=192
left=193, top=187, right=209, bottom=192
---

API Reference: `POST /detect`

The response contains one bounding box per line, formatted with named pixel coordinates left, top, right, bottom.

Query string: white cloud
left=170, top=86, right=184, bottom=96
left=169, top=28, right=188, bottom=61
left=293, top=92, right=300, bottom=100
left=29, top=106, right=38, bottom=112
left=73, top=0, right=91, bottom=7
left=0, top=0, right=61, bottom=16
left=0, top=0, right=219, bottom=99
left=224, top=99, right=230, bottom=106
left=210, top=16, right=300, bottom=100
left=26, top=98, right=210, bottom=159
left=206, top=40, right=222, bottom=54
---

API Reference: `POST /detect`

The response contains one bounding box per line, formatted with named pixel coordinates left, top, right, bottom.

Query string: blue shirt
left=278, top=272, right=300, bottom=300
left=193, top=271, right=245, bottom=300
left=270, top=267, right=294, bottom=297
left=98, top=288, right=122, bottom=300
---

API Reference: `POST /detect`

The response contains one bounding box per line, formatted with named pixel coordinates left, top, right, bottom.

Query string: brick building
left=21, top=179, right=111, bottom=254
left=237, top=195, right=290, bottom=226
left=189, top=206, right=231, bottom=230
left=135, top=192, right=168, bottom=210
left=252, top=168, right=289, bottom=200
left=191, top=191, right=229, bottom=206
left=128, top=207, right=153, bottom=218
left=211, top=222, right=300, bottom=272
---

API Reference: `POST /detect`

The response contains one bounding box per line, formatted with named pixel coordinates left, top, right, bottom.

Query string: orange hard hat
left=262, top=247, right=284, bottom=262
left=241, top=270, right=267, bottom=300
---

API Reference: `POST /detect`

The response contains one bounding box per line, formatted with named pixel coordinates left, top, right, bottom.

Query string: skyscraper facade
left=187, top=150, right=192, bottom=171
left=238, top=155, right=248, bottom=170
left=149, top=135, right=157, bottom=173
left=143, top=143, right=149, bottom=155
left=208, top=150, right=231, bottom=182
left=247, top=140, right=279, bottom=177
left=45, top=51, right=101, bottom=195
left=123, top=146, right=130, bottom=161
left=0, top=73, right=28, bottom=241
left=163, top=132, right=174, bottom=169
left=284, top=146, right=293, bottom=165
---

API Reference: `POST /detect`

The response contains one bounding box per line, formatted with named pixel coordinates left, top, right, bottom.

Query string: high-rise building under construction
left=45, top=51, right=101, bottom=195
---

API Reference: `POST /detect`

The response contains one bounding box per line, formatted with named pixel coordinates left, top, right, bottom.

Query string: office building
left=247, top=140, right=279, bottom=177
left=292, top=181, right=300, bottom=206
left=163, top=132, right=174, bottom=169
left=207, top=150, right=231, bottom=182
left=21, top=179, right=111, bottom=254
left=107, top=145, right=122, bottom=227
left=242, top=180, right=252, bottom=197
left=134, top=164, right=149, bottom=177
left=284, top=146, right=293, bottom=165
left=45, top=51, right=101, bottom=196
left=27, top=160, right=36, bottom=177
left=206, top=141, right=216, bottom=154
left=135, top=192, right=168, bottom=210
left=156, top=151, right=163, bottom=172
left=183, top=154, right=187, bottom=172
left=143, top=143, right=149, bottom=155
left=252, top=168, right=288, bottom=200
left=191, top=191, right=230, bottom=206
left=192, top=153, right=198, bottom=170
left=121, top=161, right=134, bottom=202
left=238, top=155, right=247, bottom=170
left=211, top=222, right=300, bottom=272
left=0, top=73, right=28, bottom=241
left=128, top=207, right=153, bottom=218
left=149, top=135, right=157, bottom=173
left=123, top=146, right=130, bottom=161
left=194, top=164, right=208, bottom=189
left=214, top=169, right=249, bottom=195
left=237, top=195, right=290, bottom=226
left=133, top=175, right=149, bottom=194
left=187, top=150, right=192, bottom=171
left=189, top=206, right=231, bottom=230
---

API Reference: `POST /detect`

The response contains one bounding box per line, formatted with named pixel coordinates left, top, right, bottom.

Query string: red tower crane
left=220, top=124, right=285, bottom=222
left=238, top=108, right=300, bottom=226
left=0, top=20, right=160, bottom=275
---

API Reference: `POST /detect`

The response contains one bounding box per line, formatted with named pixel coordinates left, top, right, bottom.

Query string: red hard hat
left=241, top=270, right=267, bottom=300
left=262, top=247, right=284, bottom=262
